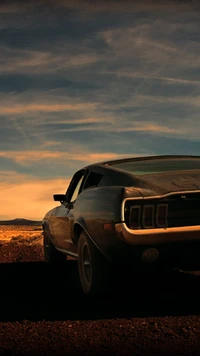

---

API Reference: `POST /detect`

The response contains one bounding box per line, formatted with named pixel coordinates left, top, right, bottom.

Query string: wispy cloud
left=127, top=95, right=200, bottom=108
left=103, top=71, right=200, bottom=86
left=98, top=19, right=200, bottom=80
left=0, top=150, right=128, bottom=165
left=103, top=94, right=200, bottom=111
left=1, top=103, right=96, bottom=115
left=0, top=46, right=99, bottom=75
left=112, top=122, right=193, bottom=136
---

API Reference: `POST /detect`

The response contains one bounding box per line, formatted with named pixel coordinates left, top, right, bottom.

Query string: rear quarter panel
left=73, top=186, right=141, bottom=261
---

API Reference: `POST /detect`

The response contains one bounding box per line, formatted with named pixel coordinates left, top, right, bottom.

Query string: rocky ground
left=0, top=226, right=200, bottom=355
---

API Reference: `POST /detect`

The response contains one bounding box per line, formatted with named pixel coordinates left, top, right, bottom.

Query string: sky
left=1, top=0, right=200, bottom=220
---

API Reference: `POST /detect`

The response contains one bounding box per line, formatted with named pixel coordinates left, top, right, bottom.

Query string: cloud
left=0, top=170, right=29, bottom=184
left=97, top=18, right=200, bottom=82
left=0, top=0, right=200, bottom=188
left=103, top=71, right=200, bottom=86
left=0, top=2, right=30, bottom=14
left=115, top=122, right=189, bottom=135
left=41, top=141, right=63, bottom=148
left=100, top=26, right=179, bottom=56
left=0, top=90, right=98, bottom=113
left=107, top=94, right=200, bottom=110
left=1, top=88, right=199, bottom=151
left=0, top=0, right=195, bottom=16
left=0, top=46, right=99, bottom=75
left=1, top=103, right=96, bottom=115
left=56, top=0, right=193, bottom=14
left=0, top=150, right=128, bottom=165
left=1, top=10, right=198, bottom=79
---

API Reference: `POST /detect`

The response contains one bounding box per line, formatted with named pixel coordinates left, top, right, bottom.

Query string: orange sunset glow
left=0, top=0, right=200, bottom=220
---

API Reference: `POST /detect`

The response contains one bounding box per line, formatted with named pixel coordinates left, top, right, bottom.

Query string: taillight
left=142, top=205, right=154, bottom=228
left=129, top=205, right=141, bottom=229
left=156, top=204, right=168, bottom=227
left=126, top=201, right=168, bottom=229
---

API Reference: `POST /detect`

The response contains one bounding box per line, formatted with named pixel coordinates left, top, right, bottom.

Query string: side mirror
left=53, top=194, right=66, bottom=203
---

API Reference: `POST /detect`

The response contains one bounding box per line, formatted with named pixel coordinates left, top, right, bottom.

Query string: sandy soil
left=0, top=226, right=200, bottom=355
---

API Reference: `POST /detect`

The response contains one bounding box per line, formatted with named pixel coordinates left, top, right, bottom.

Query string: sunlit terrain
left=0, top=225, right=43, bottom=244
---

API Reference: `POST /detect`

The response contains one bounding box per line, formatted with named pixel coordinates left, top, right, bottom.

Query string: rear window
left=107, top=158, right=200, bottom=175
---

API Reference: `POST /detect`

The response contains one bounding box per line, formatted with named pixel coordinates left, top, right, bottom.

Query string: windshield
left=107, top=158, right=200, bottom=175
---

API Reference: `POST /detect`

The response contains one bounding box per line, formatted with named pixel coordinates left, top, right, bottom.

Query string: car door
left=51, top=169, right=87, bottom=253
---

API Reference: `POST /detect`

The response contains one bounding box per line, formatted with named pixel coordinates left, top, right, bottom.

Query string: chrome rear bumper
left=115, top=222, right=200, bottom=245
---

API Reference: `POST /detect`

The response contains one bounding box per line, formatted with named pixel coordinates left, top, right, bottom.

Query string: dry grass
left=0, top=225, right=44, bottom=263
left=0, top=225, right=43, bottom=245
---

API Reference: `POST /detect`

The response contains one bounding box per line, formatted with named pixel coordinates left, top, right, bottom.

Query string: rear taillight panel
left=143, top=205, right=155, bottom=228
left=129, top=206, right=141, bottom=229
left=125, top=201, right=168, bottom=229
left=156, top=204, right=168, bottom=228
left=124, top=192, right=200, bottom=229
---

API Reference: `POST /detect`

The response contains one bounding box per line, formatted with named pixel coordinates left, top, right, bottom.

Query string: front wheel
left=78, top=231, right=112, bottom=296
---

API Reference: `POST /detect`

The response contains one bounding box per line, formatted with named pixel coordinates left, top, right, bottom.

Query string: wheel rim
left=82, top=242, right=92, bottom=284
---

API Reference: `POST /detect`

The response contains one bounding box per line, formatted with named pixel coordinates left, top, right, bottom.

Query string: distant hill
left=0, top=218, right=42, bottom=226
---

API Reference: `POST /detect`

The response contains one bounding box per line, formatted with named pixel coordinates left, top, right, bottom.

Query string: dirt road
left=0, top=227, right=200, bottom=355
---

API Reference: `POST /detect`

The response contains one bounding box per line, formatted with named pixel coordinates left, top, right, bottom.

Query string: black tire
left=43, top=230, right=66, bottom=265
left=78, top=231, right=112, bottom=296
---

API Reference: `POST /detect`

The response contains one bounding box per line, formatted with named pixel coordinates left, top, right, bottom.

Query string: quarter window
left=69, top=175, right=85, bottom=202
left=83, top=172, right=103, bottom=190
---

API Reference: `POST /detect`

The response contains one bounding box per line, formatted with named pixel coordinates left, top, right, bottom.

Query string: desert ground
left=0, top=226, right=200, bottom=355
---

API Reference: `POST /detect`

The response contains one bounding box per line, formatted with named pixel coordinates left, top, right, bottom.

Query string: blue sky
left=1, top=0, right=200, bottom=219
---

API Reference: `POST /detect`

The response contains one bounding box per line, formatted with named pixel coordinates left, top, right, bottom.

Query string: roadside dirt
left=0, top=226, right=200, bottom=355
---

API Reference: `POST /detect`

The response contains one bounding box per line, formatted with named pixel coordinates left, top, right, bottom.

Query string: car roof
left=84, top=155, right=200, bottom=170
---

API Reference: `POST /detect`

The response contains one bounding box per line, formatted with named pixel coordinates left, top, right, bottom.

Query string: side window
left=83, top=172, right=103, bottom=190
left=70, top=175, right=85, bottom=202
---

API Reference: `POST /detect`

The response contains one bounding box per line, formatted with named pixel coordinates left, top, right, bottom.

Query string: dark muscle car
left=43, top=155, right=200, bottom=295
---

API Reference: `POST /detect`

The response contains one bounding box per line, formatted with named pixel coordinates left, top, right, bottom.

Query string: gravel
left=0, top=229, right=200, bottom=355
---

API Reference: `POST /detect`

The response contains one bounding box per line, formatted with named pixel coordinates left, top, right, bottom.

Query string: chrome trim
left=142, top=205, right=155, bottom=228
left=129, top=205, right=141, bottom=229
left=55, top=247, right=78, bottom=259
left=121, top=190, right=200, bottom=221
left=115, top=222, right=200, bottom=245
left=122, top=197, right=142, bottom=221
left=156, top=204, right=168, bottom=228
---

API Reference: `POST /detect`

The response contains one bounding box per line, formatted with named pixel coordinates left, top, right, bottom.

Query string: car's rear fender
left=73, top=186, right=142, bottom=261
left=73, top=221, right=112, bottom=261
left=74, top=185, right=141, bottom=225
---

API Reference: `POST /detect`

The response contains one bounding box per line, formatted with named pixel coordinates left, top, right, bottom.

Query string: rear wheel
left=43, top=230, right=66, bottom=264
left=78, top=231, right=112, bottom=296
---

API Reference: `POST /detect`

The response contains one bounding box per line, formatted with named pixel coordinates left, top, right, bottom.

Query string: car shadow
left=0, top=260, right=200, bottom=322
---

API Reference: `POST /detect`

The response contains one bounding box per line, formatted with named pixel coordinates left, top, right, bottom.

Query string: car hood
left=131, top=169, right=200, bottom=197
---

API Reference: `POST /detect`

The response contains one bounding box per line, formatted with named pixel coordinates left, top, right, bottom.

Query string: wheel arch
left=73, top=222, right=83, bottom=244
left=73, top=222, right=111, bottom=261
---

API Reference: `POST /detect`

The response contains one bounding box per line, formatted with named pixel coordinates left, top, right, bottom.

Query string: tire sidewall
left=78, top=231, right=111, bottom=296
left=78, top=233, right=94, bottom=295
